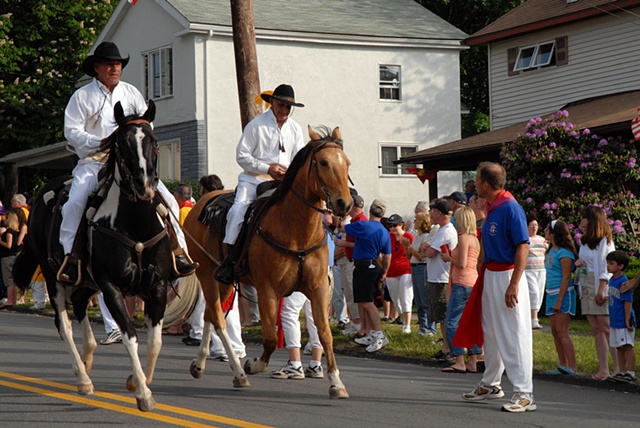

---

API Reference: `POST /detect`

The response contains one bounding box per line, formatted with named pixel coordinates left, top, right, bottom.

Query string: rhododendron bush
left=500, top=110, right=640, bottom=253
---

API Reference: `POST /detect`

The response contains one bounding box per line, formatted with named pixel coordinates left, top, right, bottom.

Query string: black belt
left=354, top=259, right=377, bottom=265
left=411, top=262, right=426, bottom=266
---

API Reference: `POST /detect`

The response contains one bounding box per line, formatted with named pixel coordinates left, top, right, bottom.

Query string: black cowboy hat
left=260, top=84, right=304, bottom=107
left=82, top=42, right=130, bottom=77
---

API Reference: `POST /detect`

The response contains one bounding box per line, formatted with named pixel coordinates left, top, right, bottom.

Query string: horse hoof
left=233, top=375, right=251, bottom=388
left=190, top=360, right=204, bottom=379
left=243, top=357, right=259, bottom=374
left=136, top=395, right=157, bottom=412
left=126, top=375, right=137, bottom=392
left=78, top=383, right=95, bottom=396
left=329, top=386, right=349, bottom=399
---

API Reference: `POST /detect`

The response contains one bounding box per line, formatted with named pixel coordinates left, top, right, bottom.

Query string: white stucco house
left=3, top=0, right=468, bottom=219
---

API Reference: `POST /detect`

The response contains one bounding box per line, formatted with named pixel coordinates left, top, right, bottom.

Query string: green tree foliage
left=0, top=0, right=116, bottom=158
left=501, top=110, right=640, bottom=253
left=415, top=0, right=526, bottom=137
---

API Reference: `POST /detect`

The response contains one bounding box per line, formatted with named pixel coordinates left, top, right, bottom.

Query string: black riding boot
left=214, top=245, right=236, bottom=285
left=174, top=254, right=199, bottom=277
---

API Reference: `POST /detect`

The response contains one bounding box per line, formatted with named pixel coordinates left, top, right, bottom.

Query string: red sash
left=452, top=189, right=517, bottom=349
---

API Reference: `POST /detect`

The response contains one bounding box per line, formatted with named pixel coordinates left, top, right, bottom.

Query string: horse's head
left=110, top=100, right=159, bottom=201
left=306, top=126, right=353, bottom=217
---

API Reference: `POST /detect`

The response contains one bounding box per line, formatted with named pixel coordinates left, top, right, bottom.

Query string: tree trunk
left=230, top=0, right=261, bottom=130
left=2, top=163, right=18, bottom=204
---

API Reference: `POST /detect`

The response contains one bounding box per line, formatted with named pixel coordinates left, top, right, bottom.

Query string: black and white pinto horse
left=12, top=100, right=172, bottom=412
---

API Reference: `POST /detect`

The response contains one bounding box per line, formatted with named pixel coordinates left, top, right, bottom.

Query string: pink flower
left=598, top=139, right=608, bottom=147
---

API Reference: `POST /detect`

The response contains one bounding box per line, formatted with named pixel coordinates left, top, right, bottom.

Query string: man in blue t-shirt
left=461, top=162, right=535, bottom=413
left=344, top=198, right=391, bottom=353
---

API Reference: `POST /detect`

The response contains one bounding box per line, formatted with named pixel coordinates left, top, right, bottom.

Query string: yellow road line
left=0, top=371, right=273, bottom=428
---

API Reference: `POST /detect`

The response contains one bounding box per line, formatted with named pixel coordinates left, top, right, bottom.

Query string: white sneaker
left=270, top=361, right=305, bottom=380
left=342, top=322, right=360, bottom=336
left=100, top=329, right=122, bottom=345
left=354, top=331, right=374, bottom=346
left=531, top=319, right=542, bottom=330
left=462, top=383, right=504, bottom=401
left=402, top=325, right=411, bottom=334
left=366, top=332, right=389, bottom=353
left=209, top=352, right=229, bottom=362
left=304, top=364, right=324, bottom=379
left=502, top=392, right=537, bottom=412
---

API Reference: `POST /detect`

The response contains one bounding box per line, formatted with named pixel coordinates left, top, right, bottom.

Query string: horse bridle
left=289, top=138, right=353, bottom=215
left=112, top=119, right=159, bottom=202
left=257, top=138, right=351, bottom=291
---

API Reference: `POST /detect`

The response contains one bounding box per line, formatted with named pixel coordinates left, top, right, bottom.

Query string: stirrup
left=172, top=251, right=199, bottom=278
left=57, top=255, right=82, bottom=286
left=214, top=257, right=236, bottom=285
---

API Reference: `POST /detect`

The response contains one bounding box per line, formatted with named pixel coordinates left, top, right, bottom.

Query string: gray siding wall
left=488, top=9, right=640, bottom=129
left=154, top=120, right=207, bottom=180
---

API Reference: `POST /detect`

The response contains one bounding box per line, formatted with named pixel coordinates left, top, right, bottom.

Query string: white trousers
left=188, top=288, right=245, bottom=356
left=525, top=269, right=546, bottom=311
left=97, top=293, right=119, bottom=334
left=281, top=291, right=322, bottom=350
left=223, top=179, right=258, bottom=245
left=481, top=269, right=533, bottom=393
left=386, top=274, right=414, bottom=314
left=335, top=256, right=359, bottom=321
left=60, top=158, right=186, bottom=254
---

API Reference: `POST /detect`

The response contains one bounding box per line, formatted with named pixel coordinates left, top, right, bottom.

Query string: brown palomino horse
left=183, top=125, right=352, bottom=398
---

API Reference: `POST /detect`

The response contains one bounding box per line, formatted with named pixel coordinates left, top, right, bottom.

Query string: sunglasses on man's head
left=389, top=224, right=398, bottom=228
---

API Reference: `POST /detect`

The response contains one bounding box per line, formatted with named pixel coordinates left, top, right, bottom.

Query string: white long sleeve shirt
left=64, top=78, right=148, bottom=159
left=236, top=109, right=305, bottom=177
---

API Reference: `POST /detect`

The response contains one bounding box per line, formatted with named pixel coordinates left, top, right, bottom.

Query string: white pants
left=60, top=158, right=186, bottom=254
left=223, top=179, right=259, bottom=245
left=30, top=281, right=47, bottom=306
left=525, top=269, right=545, bottom=311
left=481, top=269, right=533, bottom=394
left=281, top=291, right=322, bottom=351
left=386, top=273, right=414, bottom=314
left=188, top=288, right=245, bottom=357
left=97, top=293, right=119, bottom=334
left=210, top=291, right=245, bottom=357
left=335, top=256, right=359, bottom=321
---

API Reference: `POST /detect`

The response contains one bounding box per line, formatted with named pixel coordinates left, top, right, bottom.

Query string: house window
left=379, top=65, right=401, bottom=101
left=158, top=139, right=180, bottom=180
left=143, top=47, right=173, bottom=100
left=380, top=145, right=417, bottom=176
left=513, top=41, right=555, bottom=71
left=508, top=36, right=568, bottom=76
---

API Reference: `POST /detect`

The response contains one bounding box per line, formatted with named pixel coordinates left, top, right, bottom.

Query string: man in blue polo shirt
left=461, top=162, right=535, bottom=413
left=344, top=198, right=391, bottom=353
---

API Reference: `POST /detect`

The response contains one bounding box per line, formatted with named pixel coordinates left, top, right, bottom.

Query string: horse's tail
left=163, top=273, right=200, bottom=327
left=12, top=244, right=40, bottom=293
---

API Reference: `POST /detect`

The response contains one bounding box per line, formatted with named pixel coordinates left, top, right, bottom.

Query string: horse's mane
left=269, top=126, right=341, bottom=206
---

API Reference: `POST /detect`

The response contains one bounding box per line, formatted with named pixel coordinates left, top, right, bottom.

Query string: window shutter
left=555, top=36, right=568, bottom=66
left=507, top=47, right=519, bottom=76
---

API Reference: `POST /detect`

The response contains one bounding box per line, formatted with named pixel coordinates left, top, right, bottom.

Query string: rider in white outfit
left=215, top=84, right=305, bottom=284
left=58, top=42, right=197, bottom=285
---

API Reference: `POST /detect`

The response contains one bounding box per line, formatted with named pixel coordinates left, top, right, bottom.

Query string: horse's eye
left=320, top=160, right=329, bottom=167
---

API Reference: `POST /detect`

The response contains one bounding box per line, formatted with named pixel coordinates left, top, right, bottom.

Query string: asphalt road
left=1, top=310, right=640, bottom=427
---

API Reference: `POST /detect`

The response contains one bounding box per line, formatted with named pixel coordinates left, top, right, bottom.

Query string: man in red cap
left=216, top=84, right=305, bottom=284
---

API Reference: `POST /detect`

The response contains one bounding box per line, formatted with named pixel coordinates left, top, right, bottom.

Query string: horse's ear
left=331, top=127, right=342, bottom=141
left=114, top=102, right=125, bottom=126
left=142, top=100, right=156, bottom=123
left=308, top=125, right=320, bottom=142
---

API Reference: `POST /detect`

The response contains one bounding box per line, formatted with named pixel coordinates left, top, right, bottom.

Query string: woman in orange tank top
left=440, top=206, right=482, bottom=373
